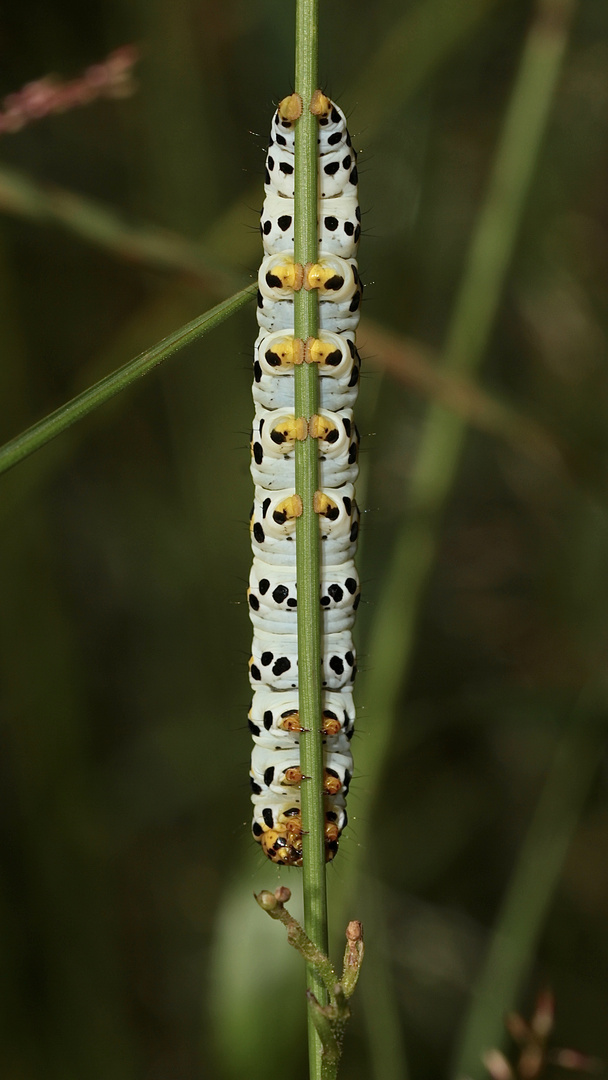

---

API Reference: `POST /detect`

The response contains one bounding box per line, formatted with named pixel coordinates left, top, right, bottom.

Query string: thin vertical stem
left=293, top=2, right=327, bottom=1078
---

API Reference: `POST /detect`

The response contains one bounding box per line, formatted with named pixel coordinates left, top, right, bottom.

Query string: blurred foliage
left=1, top=1, right=608, bottom=1079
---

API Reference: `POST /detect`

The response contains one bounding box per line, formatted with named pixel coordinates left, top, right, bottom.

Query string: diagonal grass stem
left=0, top=285, right=255, bottom=477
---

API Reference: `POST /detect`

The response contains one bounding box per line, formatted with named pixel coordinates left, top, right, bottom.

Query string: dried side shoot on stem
left=254, top=889, right=364, bottom=1078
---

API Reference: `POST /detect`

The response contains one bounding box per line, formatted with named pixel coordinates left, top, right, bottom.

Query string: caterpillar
left=248, top=91, right=362, bottom=866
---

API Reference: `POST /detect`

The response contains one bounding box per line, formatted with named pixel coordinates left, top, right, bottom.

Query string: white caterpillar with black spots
left=248, top=91, right=362, bottom=865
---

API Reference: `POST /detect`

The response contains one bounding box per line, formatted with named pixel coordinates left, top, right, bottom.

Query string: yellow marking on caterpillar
left=309, top=414, right=337, bottom=441
left=304, top=262, right=338, bottom=292
left=276, top=494, right=303, bottom=520
left=313, top=491, right=337, bottom=516
left=283, top=766, right=303, bottom=786
left=269, top=262, right=304, bottom=291
left=270, top=416, right=308, bottom=443
left=324, top=773, right=342, bottom=797
left=322, top=712, right=341, bottom=737
left=295, top=417, right=308, bottom=441
left=325, top=821, right=340, bottom=843
left=270, top=705, right=341, bottom=739
left=278, top=93, right=303, bottom=122
left=309, top=90, right=332, bottom=118
left=267, top=337, right=303, bottom=369
left=279, top=710, right=301, bottom=732
left=305, top=337, right=338, bottom=365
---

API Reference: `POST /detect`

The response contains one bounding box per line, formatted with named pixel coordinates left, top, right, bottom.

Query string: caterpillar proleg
left=249, top=93, right=361, bottom=865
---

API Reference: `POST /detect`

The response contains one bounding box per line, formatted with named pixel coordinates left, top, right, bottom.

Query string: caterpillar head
left=251, top=803, right=303, bottom=865
left=252, top=800, right=346, bottom=864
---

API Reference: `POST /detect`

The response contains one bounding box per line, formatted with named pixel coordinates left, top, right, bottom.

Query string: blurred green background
left=1, top=1, right=608, bottom=1077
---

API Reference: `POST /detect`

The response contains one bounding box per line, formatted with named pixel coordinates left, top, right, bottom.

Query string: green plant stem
left=293, top=2, right=326, bottom=1079
left=308, top=999, right=342, bottom=1080
left=0, top=285, right=255, bottom=477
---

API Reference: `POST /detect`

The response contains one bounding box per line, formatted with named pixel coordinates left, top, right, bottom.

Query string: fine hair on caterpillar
left=249, top=92, right=362, bottom=866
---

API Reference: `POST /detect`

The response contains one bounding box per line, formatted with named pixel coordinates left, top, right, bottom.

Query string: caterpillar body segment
left=250, top=741, right=353, bottom=799
left=261, top=192, right=360, bottom=257
left=248, top=687, right=356, bottom=746
left=250, top=484, right=358, bottom=566
left=250, top=406, right=359, bottom=490
left=250, top=95, right=361, bottom=864
left=249, top=628, right=357, bottom=692
left=257, top=254, right=362, bottom=332
left=251, top=794, right=347, bottom=866
left=248, top=558, right=360, bottom=635
left=252, top=330, right=361, bottom=412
